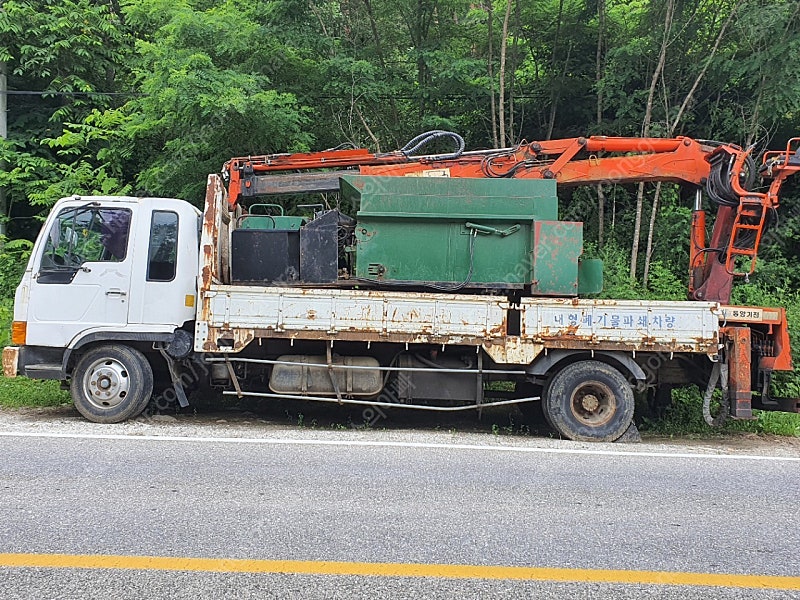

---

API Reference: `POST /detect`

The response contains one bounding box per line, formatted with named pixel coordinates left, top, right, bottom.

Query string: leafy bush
left=0, top=299, right=12, bottom=348
left=0, top=238, right=32, bottom=346
left=589, top=241, right=685, bottom=301
left=0, top=238, right=32, bottom=300
left=643, top=387, right=800, bottom=437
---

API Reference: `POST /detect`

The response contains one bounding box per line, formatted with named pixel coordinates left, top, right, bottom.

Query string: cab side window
left=147, top=211, right=179, bottom=282
left=39, top=207, right=131, bottom=282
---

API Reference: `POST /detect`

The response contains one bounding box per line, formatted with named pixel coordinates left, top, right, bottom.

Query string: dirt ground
left=3, top=402, right=799, bottom=456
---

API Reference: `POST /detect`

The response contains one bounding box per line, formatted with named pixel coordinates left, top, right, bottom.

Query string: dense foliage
left=1, top=0, right=799, bottom=428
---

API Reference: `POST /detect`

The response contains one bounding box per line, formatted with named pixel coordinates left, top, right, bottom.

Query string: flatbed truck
left=4, top=133, right=799, bottom=441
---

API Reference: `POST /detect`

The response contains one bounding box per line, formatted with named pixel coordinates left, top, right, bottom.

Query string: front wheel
left=544, top=361, right=634, bottom=442
left=70, top=345, right=154, bottom=423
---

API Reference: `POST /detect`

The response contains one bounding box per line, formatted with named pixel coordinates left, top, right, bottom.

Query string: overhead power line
left=0, top=90, right=144, bottom=97
left=1, top=90, right=549, bottom=101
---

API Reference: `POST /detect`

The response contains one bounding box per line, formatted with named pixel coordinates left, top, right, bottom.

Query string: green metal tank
left=341, top=175, right=602, bottom=295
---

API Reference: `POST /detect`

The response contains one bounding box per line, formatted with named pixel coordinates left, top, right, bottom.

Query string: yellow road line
left=0, top=553, right=798, bottom=590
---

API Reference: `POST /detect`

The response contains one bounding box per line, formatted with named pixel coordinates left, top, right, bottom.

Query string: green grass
left=732, top=411, right=800, bottom=437
left=0, top=376, right=70, bottom=408
left=639, top=387, right=800, bottom=437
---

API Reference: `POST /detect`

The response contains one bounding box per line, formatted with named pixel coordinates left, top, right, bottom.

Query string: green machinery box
left=341, top=175, right=602, bottom=295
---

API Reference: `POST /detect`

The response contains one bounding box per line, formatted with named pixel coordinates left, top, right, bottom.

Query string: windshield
left=40, top=206, right=132, bottom=271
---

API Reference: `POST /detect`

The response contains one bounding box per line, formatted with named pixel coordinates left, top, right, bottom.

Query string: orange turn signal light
left=11, top=321, right=26, bottom=346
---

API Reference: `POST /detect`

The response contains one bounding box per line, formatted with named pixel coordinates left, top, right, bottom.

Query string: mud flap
left=158, top=348, right=190, bottom=408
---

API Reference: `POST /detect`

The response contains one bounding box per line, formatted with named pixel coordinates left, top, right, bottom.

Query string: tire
left=70, top=345, right=154, bottom=423
left=544, top=360, right=634, bottom=442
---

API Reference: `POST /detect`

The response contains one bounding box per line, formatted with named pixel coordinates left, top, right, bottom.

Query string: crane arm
left=224, top=136, right=720, bottom=204
left=224, top=130, right=466, bottom=205
left=360, top=136, right=717, bottom=187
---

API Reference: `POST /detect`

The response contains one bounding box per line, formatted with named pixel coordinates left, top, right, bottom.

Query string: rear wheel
left=544, top=361, right=634, bottom=442
left=70, top=345, right=154, bottom=423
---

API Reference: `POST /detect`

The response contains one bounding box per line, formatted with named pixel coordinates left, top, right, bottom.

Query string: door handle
left=106, top=289, right=127, bottom=297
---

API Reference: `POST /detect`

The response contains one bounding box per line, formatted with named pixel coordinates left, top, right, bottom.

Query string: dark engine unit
left=231, top=208, right=355, bottom=285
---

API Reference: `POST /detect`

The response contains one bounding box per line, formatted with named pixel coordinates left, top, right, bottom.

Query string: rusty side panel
left=521, top=298, right=720, bottom=355
left=196, top=284, right=722, bottom=361
left=200, top=175, right=224, bottom=292
left=196, top=285, right=509, bottom=352
left=198, top=174, right=236, bottom=332
left=203, top=326, right=488, bottom=353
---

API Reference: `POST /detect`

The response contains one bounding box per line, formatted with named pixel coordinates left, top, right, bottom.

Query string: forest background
left=1, top=0, right=799, bottom=432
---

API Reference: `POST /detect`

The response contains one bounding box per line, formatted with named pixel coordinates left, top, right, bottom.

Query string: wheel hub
left=83, top=359, right=130, bottom=409
left=581, top=394, right=600, bottom=412
left=570, top=381, right=615, bottom=427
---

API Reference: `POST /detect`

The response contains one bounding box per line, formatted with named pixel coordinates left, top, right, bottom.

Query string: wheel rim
left=569, top=380, right=616, bottom=427
left=82, top=357, right=131, bottom=410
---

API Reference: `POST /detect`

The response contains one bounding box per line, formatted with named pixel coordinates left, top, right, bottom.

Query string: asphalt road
left=0, top=414, right=798, bottom=598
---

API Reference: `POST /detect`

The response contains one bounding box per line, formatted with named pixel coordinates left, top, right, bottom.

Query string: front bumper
left=3, top=347, right=19, bottom=378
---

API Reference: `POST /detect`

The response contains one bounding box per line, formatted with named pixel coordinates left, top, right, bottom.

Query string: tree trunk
left=643, top=0, right=739, bottom=287
left=545, top=0, right=565, bottom=140
left=355, top=105, right=381, bottom=152
left=361, top=0, right=400, bottom=140
left=508, top=0, right=522, bottom=143
left=597, top=185, right=605, bottom=250
left=631, top=0, right=674, bottom=281
left=107, top=0, right=125, bottom=23
left=399, top=0, right=434, bottom=119
left=642, top=182, right=663, bottom=286
left=486, top=0, right=499, bottom=147
left=596, top=0, right=605, bottom=128
left=596, top=0, right=605, bottom=249
left=669, top=2, right=739, bottom=134
left=362, top=0, right=387, bottom=70
left=745, top=75, right=766, bottom=148
left=612, top=188, right=616, bottom=231
left=498, top=0, right=513, bottom=146
left=745, top=2, right=800, bottom=146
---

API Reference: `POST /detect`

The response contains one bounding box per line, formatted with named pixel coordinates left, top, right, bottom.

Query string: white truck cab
left=3, top=195, right=201, bottom=421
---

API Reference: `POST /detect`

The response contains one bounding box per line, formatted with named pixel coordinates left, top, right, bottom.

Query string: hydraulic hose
left=706, top=150, right=756, bottom=207
left=401, top=130, right=465, bottom=161
left=702, top=362, right=730, bottom=427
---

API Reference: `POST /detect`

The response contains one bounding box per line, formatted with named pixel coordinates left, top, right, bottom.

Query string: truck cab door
left=126, top=203, right=199, bottom=328
left=25, top=202, right=135, bottom=348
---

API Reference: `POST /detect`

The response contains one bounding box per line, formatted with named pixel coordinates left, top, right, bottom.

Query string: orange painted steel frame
left=722, top=326, right=753, bottom=418
left=225, top=137, right=728, bottom=208
left=362, top=136, right=717, bottom=186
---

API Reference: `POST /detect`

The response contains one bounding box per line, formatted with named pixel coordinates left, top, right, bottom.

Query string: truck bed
left=196, top=285, right=720, bottom=362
